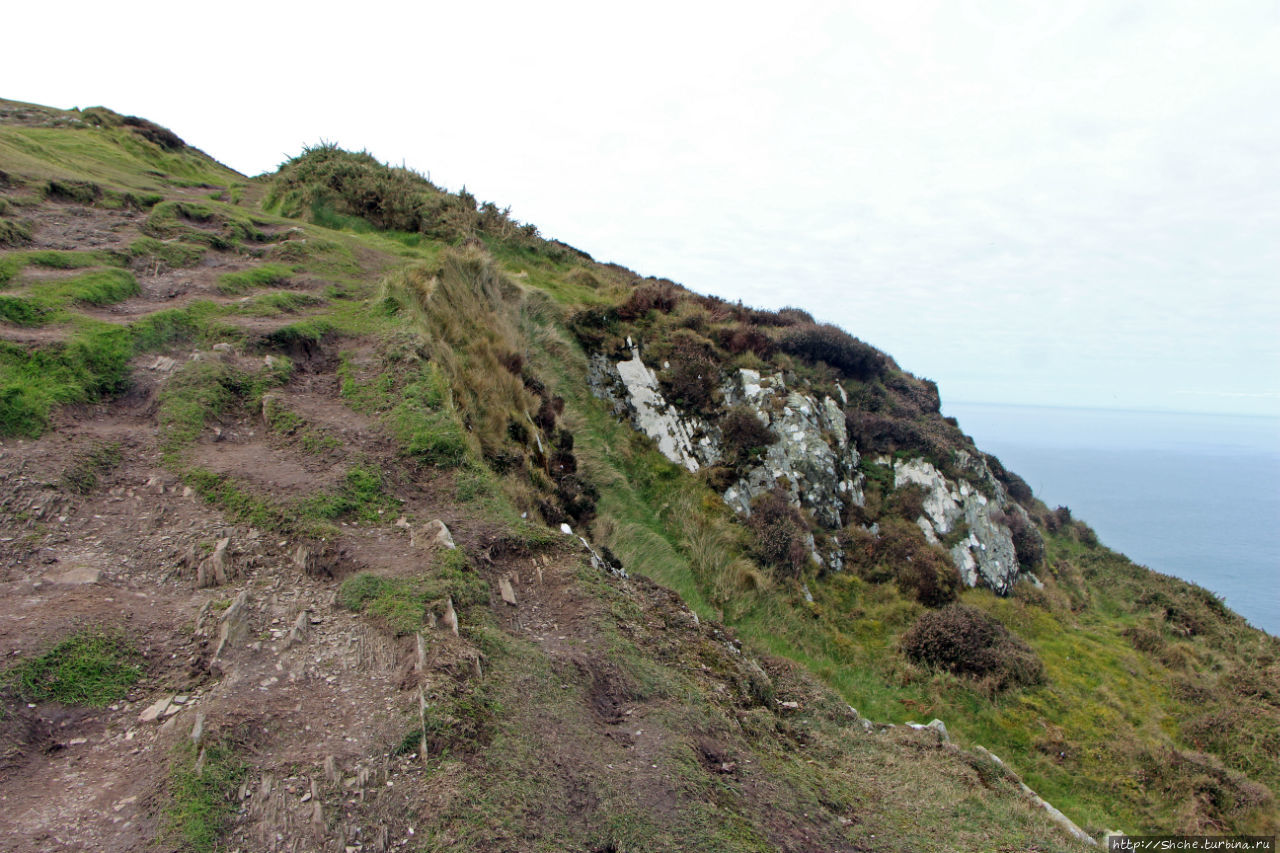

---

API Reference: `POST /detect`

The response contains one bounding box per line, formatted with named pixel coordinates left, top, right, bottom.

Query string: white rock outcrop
left=893, top=457, right=1019, bottom=594
left=722, top=369, right=863, bottom=531
left=611, top=342, right=718, bottom=472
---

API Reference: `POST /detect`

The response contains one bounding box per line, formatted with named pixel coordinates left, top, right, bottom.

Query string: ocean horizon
left=943, top=402, right=1280, bottom=637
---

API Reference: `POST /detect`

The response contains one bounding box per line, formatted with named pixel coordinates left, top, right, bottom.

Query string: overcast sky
left=9, top=1, right=1280, bottom=416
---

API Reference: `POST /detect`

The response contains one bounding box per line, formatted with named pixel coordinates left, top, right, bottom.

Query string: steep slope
left=0, top=100, right=1274, bottom=852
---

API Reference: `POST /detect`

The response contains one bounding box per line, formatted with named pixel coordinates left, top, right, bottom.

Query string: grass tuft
left=165, top=738, right=246, bottom=853
left=215, top=263, right=293, bottom=295
left=339, top=548, right=488, bottom=636
left=7, top=627, right=142, bottom=707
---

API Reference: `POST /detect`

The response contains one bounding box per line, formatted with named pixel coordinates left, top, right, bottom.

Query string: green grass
left=165, top=739, right=247, bottom=853
left=7, top=627, right=142, bottom=707
left=339, top=548, right=488, bottom=636
left=0, top=321, right=133, bottom=435
left=215, top=262, right=293, bottom=295
left=240, top=289, right=325, bottom=316
left=157, top=355, right=292, bottom=454
left=129, top=236, right=206, bottom=269
left=296, top=462, right=401, bottom=521
left=339, top=355, right=468, bottom=468
left=0, top=267, right=138, bottom=325
left=0, top=107, right=242, bottom=195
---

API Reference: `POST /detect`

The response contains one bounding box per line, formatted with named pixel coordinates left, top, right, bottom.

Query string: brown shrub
left=617, top=282, right=678, bottom=320
left=885, top=372, right=940, bottom=415
left=900, top=604, right=1044, bottom=689
left=713, top=323, right=777, bottom=358
left=719, top=406, right=776, bottom=465
left=1000, top=509, right=1044, bottom=571
left=885, top=484, right=927, bottom=522
left=777, top=322, right=887, bottom=380
left=656, top=329, right=721, bottom=414
left=875, top=518, right=961, bottom=607
left=984, top=453, right=1033, bottom=503
left=746, top=488, right=811, bottom=577
left=1135, top=747, right=1275, bottom=832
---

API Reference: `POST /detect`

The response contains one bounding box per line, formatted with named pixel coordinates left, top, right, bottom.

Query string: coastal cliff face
left=1, top=99, right=1276, bottom=851
left=589, top=341, right=1026, bottom=593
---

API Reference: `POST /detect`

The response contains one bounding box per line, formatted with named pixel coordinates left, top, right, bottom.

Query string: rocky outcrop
left=589, top=342, right=1026, bottom=591
left=589, top=342, right=719, bottom=472
left=721, top=369, right=863, bottom=530
left=892, top=457, right=1019, bottom=594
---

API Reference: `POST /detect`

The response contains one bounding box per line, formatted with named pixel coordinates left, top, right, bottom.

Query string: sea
left=943, top=403, right=1280, bottom=637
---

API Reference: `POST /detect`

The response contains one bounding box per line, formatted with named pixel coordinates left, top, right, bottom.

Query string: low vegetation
left=7, top=627, right=142, bottom=707
left=339, top=548, right=488, bottom=636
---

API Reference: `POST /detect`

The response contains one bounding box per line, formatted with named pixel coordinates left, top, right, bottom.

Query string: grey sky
left=10, top=0, right=1280, bottom=414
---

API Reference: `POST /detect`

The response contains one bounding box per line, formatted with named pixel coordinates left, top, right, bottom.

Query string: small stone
left=138, top=696, right=172, bottom=723
left=498, top=576, right=517, bottom=606
left=50, top=566, right=99, bottom=585
left=442, top=597, right=459, bottom=636
left=412, top=519, right=455, bottom=550
left=559, top=523, right=573, bottom=536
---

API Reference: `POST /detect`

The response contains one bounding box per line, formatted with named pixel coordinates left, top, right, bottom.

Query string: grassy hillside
left=0, top=99, right=1275, bottom=851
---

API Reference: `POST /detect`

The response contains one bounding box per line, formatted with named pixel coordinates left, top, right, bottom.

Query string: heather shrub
left=713, top=323, right=776, bottom=358
left=616, top=282, right=677, bottom=320
left=885, top=484, right=927, bottom=522
left=719, top=406, right=776, bottom=465
left=747, top=488, right=811, bottom=577
left=775, top=306, right=814, bottom=325
left=656, top=329, right=720, bottom=414
left=777, top=322, right=886, bottom=380
left=885, top=372, right=940, bottom=414
left=850, top=517, right=960, bottom=607
left=984, top=453, right=1033, bottom=503
left=900, top=604, right=1044, bottom=689
left=1002, top=509, right=1045, bottom=570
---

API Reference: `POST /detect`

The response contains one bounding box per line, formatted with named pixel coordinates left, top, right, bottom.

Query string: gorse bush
left=266, top=144, right=527, bottom=243
left=900, top=603, right=1044, bottom=690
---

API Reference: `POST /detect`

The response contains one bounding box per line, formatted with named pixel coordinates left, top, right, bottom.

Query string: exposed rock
left=580, top=535, right=627, bottom=578
left=196, top=537, right=233, bottom=588
left=213, top=589, right=251, bottom=660
left=292, top=541, right=341, bottom=578
left=412, top=520, right=455, bottom=550
left=442, top=597, right=458, bottom=636
left=598, top=343, right=718, bottom=472
left=49, top=566, right=99, bottom=585
left=498, top=576, right=517, bottom=606
left=284, top=611, right=308, bottom=647
left=894, top=458, right=1019, bottom=594
left=721, top=369, right=863, bottom=532
left=138, top=696, right=172, bottom=723
left=906, top=718, right=950, bottom=743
